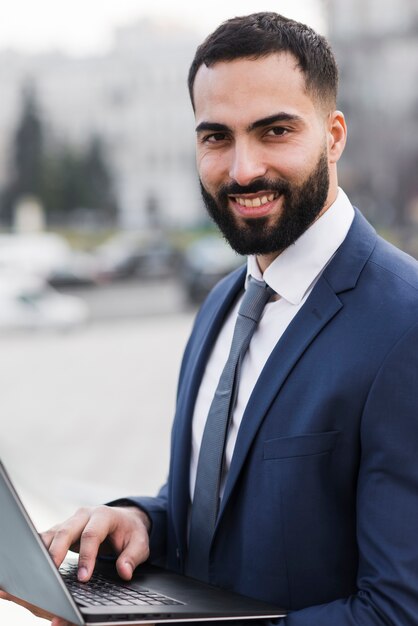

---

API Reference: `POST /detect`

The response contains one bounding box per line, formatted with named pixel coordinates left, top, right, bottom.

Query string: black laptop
left=0, top=461, right=286, bottom=625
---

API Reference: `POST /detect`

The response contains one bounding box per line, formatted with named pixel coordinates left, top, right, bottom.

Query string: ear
left=327, top=111, right=347, bottom=164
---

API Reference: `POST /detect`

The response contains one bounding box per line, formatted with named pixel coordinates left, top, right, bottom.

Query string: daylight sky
left=0, top=0, right=325, bottom=56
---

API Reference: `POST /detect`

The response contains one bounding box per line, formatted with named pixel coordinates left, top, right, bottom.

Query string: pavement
left=0, top=308, right=196, bottom=625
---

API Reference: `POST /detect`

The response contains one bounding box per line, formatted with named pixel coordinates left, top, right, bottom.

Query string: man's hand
left=43, top=505, right=151, bottom=582
left=0, top=505, right=151, bottom=625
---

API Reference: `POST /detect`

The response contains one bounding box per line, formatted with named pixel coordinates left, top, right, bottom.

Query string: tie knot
left=238, top=277, right=275, bottom=322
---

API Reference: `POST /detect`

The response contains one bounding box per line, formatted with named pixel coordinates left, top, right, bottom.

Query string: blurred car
left=48, top=250, right=100, bottom=287
left=94, top=230, right=178, bottom=280
left=0, top=233, right=99, bottom=286
left=181, top=235, right=244, bottom=304
left=0, top=270, right=89, bottom=330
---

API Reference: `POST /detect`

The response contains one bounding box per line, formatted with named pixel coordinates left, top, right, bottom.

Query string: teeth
left=235, top=194, right=277, bottom=208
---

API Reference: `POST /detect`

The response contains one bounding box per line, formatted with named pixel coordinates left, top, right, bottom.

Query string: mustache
left=217, top=178, right=290, bottom=197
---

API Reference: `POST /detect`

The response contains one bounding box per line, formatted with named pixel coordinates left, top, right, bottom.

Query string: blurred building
left=328, top=0, right=418, bottom=226
left=0, top=20, right=201, bottom=228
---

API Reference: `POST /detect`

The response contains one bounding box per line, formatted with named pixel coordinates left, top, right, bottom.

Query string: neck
left=255, top=185, right=339, bottom=274
left=256, top=252, right=279, bottom=274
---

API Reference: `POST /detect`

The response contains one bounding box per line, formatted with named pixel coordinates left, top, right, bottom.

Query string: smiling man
left=2, top=12, right=418, bottom=626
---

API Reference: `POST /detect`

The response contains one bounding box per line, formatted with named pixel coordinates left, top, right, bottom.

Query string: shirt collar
left=246, top=188, right=355, bottom=305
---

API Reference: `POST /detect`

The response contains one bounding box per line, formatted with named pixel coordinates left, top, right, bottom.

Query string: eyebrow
left=195, top=121, right=230, bottom=133
left=195, top=112, right=304, bottom=134
left=249, top=112, right=303, bottom=131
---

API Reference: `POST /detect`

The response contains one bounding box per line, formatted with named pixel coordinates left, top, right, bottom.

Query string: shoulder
left=368, top=235, right=418, bottom=292
left=357, top=234, right=418, bottom=322
left=331, top=206, right=418, bottom=302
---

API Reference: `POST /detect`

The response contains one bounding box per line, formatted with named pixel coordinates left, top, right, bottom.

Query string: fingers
left=2, top=509, right=151, bottom=626
left=40, top=505, right=151, bottom=584
left=77, top=507, right=118, bottom=582
left=115, top=528, right=150, bottom=580
left=43, top=508, right=91, bottom=569
left=113, top=507, right=151, bottom=580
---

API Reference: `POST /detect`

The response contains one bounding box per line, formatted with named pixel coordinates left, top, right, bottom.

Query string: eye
left=201, top=132, right=229, bottom=144
left=265, top=126, right=288, bottom=137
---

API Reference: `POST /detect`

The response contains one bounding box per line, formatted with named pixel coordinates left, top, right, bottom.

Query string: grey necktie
left=186, top=277, right=274, bottom=581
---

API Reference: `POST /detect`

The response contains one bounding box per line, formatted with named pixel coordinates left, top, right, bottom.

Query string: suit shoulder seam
left=367, top=258, right=418, bottom=293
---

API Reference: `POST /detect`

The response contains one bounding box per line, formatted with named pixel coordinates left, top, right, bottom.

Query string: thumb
left=115, top=534, right=150, bottom=580
left=116, top=557, right=134, bottom=580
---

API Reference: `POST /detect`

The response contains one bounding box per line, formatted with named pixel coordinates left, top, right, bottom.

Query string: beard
left=200, top=149, right=330, bottom=256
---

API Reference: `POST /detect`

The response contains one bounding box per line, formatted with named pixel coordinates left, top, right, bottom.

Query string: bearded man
left=2, top=12, right=418, bottom=626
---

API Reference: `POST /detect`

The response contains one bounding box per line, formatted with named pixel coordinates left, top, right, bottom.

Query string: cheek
left=197, top=151, right=229, bottom=190
left=269, top=141, right=325, bottom=180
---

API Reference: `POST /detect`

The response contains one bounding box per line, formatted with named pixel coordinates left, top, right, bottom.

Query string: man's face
left=193, top=53, right=334, bottom=257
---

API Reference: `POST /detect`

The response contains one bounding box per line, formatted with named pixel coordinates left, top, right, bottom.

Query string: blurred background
left=1, top=0, right=417, bottom=623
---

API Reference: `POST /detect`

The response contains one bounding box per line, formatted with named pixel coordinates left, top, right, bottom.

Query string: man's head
left=190, top=13, right=347, bottom=267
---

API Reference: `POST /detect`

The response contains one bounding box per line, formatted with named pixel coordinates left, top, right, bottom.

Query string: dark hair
left=188, top=12, right=338, bottom=111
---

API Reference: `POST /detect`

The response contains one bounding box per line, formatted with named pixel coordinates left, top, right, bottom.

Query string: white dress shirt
left=189, top=188, right=355, bottom=500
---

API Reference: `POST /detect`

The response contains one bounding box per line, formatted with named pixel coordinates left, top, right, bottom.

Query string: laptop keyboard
left=60, top=563, right=184, bottom=607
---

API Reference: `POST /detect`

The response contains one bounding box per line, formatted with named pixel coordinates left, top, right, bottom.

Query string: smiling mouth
left=229, top=193, right=278, bottom=208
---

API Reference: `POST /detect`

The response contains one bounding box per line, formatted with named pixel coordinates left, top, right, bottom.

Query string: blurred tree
left=42, top=138, right=117, bottom=224
left=0, top=83, right=45, bottom=224
left=1, top=83, right=118, bottom=227
left=14, top=84, right=44, bottom=197
left=82, top=136, right=118, bottom=219
left=42, top=146, right=87, bottom=218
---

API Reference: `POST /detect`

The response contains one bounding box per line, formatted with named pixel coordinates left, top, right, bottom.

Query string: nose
left=228, top=141, right=267, bottom=187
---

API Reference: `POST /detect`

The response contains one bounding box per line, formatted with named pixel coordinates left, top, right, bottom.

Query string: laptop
left=0, top=461, right=286, bottom=625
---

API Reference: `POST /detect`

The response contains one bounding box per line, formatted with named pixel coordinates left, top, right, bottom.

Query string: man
left=2, top=12, right=418, bottom=626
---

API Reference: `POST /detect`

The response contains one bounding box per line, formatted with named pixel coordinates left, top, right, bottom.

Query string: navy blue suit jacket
left=129, top=210, right=418, bottom=625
